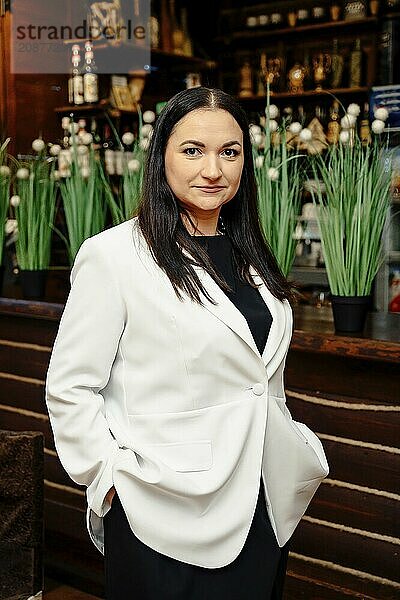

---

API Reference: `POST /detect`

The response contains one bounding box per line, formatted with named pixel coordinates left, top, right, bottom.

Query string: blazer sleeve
left=45, top=235, right=126, bottom=517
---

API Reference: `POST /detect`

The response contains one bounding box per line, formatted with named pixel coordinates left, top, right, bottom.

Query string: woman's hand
left=105, top=486, right=116, bottom=507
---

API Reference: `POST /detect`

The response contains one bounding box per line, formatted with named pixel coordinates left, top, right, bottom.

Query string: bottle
left=71, top=44, right=84, bottom=106
left=331, top=38, right=344, bottom=88
left=103, top=123, right=115, bottom=175
left=349, top=38, right=363, bottom=87
left=169, top=0, right=185, bottom=55
left=83, top=41, right=99, bottom=104
left=326, top=101, right=340, bottom=144
left=180, top=7, right=193, bottom=57
left=359, top=102, right=371, bottom=145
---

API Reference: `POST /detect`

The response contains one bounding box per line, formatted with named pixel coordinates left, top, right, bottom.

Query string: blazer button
left=252, top=383, right=265, bottom=396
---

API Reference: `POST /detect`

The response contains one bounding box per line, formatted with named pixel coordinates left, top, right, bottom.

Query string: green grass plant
left=310, top=136, right=392, bottom=296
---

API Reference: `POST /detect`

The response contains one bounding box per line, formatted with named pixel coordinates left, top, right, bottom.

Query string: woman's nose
left=200, top=156, right=222, bottom=180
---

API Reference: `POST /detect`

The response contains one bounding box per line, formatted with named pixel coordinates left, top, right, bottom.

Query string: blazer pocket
left=143, top=440, right=213, bottom=473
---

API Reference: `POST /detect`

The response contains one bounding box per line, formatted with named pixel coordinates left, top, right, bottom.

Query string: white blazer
left=45, top=216, right=328, bottom=568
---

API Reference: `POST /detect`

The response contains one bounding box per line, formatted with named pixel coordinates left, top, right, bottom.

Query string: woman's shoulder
left=82, top=217, right=139, bottom=252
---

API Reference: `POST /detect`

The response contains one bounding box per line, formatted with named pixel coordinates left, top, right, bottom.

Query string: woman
left=46, top=87, right=328, bottom=599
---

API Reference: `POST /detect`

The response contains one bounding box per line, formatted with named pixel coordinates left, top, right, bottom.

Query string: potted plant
left=57, top=140, right=111, bottom=264
left=309, top=107, right=392, bottom=332
left=106, top=110, right=152, bottom=225
left=0, top=138, right=11, bottom=293
left=11, top=139, right=58, bottom=299
left=253, top=99, right=307, bottom=277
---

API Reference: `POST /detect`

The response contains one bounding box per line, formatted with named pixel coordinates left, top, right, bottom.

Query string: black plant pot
left=20, top=269, right=48, bottom=300
left=331, top=295, right=371, bottom=333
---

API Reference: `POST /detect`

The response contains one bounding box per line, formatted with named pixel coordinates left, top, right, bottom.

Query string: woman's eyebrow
left=179, top=139, right=242, bottom=148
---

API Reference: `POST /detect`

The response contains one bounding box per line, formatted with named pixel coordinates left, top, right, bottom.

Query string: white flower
left=49, top=144, right=61, bottom=156
left=127, top=158, right=141, bottom=172
left=347, top=103, right=361, bottom=117
left=139, top=138, right=150, bottom=151
left=339, top=130, right=350, bottom=143
left=62, top=169, right=71, bottom=178
left=10, top=195, right=21, bottom=207
left=32, top=138, right=46, bottom=152
left=374, top=107, right=389, bottom=122
left=268, top=119, right=279, bottom=133
left=0, top=165, right=10, bottom=176
left=252, top=133, right=263, bottom=146
left=340, top=114, right=356, bottom=129
left=16, top=167, right=30, bottom=180
left=61, top=116, right=71, bottom=129
left=255, top=155, right=264, bottom=168
left=267, top=104, right=279, bottom=119
left=122, top=132, right=135, bottom=146
left=80, top=132, right=93, bottom=145
left=81, top=167, right=90, bottom=178
left=249, top=124, right=262, bottom=138
left=141, top=124, right=153, bottom=138
left=5, top=219, right=18, bottom=235
left=371, top=119, right=385, bottom=134
left=143, top=110, right=156, bottom=123
left=267, top=167, right=279, bottom=181
left=289, top=121, right=302, bottom=135
left=77, top=144, right=88, bottom=156
left=68, top=122, right=80, bottom=135
left=299, top=128, right=312, bottom=141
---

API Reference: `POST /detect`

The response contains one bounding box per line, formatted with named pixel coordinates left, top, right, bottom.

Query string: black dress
left=104, top=234, right=290, bottom=600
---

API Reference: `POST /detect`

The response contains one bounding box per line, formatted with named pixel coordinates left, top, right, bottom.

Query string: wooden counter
left=0, top=299, right=399, bottom=599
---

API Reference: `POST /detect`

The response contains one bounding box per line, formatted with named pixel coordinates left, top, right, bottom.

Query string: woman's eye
left=183, top=147, right=201, bottom=156
left=222, top=148, right=239, bottom=158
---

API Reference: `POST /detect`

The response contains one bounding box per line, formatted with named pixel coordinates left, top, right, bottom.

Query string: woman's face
left=164, top=108, right=244, bottom=225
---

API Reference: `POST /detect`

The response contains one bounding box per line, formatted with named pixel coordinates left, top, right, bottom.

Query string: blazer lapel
left=189, top=259, right=289, bottom=375
left=132, top=221, right=290, bottom=376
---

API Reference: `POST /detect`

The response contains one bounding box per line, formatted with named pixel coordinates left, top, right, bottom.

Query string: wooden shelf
left=236, top=87, right=369, bottom=102
left=54, top=103, right=137, bottom=116
left=219, top=16, right=378, bottom=43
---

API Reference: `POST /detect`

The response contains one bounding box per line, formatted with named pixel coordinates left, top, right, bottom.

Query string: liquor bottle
left=103, top=123, right=115, bottom=175
left=160, top=0, right=172, bottom=52
left=326, top=101, right=340, bottom=144
left=169, top=0, right=185, bottom=55
left=359, top=102, right=371, bottom=145
left=71, top=44, right=84, bottom=106
left=349, top=38, right=363, bottom=87
left=83, top=41, right=99, bottom=104
left=331, top=38, right=344, bottom=88
left=180, top=7, right=193, bottom=57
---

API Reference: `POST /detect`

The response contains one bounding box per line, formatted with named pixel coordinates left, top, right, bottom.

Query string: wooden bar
left=0, top=299, right=399, bottom=598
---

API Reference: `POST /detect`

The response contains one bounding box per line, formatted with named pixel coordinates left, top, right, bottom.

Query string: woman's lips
left=195, top=186, right=225, bottom=193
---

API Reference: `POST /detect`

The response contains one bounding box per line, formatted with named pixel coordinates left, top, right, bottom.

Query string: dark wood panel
left=0, top=407, right=54, bottom=448
left=0, top=314, right=59, bottom=346
left=285, top=555, right=399, bottom=600
left=0, top=342, right=50, bottom=380
left=309, top=481, right=399, bottom=538
left=286, top=350, right=399, bottom=402
left=286, top=393, right=400, bottom=448
left=44, top=480, right=85, bottom=512
left=0, top=377, right=46, bottom=414
left=317, top=439, right=399, bottom=495
left=291, top=521, right=398, bottom=583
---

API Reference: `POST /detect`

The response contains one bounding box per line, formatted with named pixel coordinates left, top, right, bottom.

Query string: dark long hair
left=137, top=87, right=296, bottom=305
